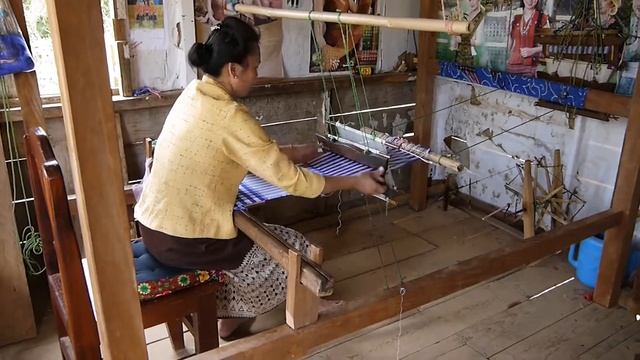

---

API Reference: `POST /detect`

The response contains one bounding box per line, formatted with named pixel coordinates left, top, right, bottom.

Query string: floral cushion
left=136, top=269, right=225, bottom=301
left=131, top=239, right=225, bottom=301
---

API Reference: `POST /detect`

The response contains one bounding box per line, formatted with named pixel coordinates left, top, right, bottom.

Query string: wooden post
left=112, top=0, right=133, bottom=96
left=594, top=65, right=640, bottom=308
left=409, top=0, right=438, bottom=211
left=8, top=0, right=45, bottom=130
left=286, top=250, right=320, bottom=329
left=0, top=0, right=44, bottom=346
left=523, top=160, right=535, bottom=238
left=551, top=149, right=563, bottom=229
left=44, top=0, right=147, bottom=357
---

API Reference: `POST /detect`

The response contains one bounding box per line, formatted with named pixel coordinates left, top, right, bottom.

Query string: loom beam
left=233, top=4, right=470, bottom=34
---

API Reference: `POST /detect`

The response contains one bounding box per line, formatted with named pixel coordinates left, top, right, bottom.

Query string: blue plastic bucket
left=568, top=236, right=640, bottom=288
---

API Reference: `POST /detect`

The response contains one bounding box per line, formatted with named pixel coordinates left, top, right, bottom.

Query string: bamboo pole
left=523, top=160, right=535, bottom=238
left=551, top=149, right=563, bottom=229
left=233, top=4, right=470, bottom=34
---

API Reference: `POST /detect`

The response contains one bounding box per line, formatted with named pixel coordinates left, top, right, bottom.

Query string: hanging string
left=452, top=164, right=520, bottom=192
left=453, top=109, right=555, bottom=155
left=396, top=287, right=407, bottom=360
left=389, top=88, right=501, bottom=132
left=348, top=25, right=375, bottom=127
left=309, top=10, right=342, bottom=137
left=0, top=76, right=44, bottom=275
left=364, top=196, right=391, bottom=290
left=338, top=19, right=372, bottom=152
left=335, top=190, right=343, bottom=236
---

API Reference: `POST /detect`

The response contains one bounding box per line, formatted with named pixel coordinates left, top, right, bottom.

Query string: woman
left=312, top=0, right=373, bottom=71
left=596, top=0, right=620, bottom=29
left=134, top=17, right=386, bottom=339
left=506, top=0, right=548, bottom=76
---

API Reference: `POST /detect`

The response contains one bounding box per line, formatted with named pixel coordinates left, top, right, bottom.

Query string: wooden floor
left=1, top=203, right=638, bottom=359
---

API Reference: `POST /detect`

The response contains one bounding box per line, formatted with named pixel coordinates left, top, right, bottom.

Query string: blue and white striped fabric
left=234, top=149, right=417, bottom=209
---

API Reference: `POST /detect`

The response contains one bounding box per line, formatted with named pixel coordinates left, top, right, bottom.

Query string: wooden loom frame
left=7, top=0, right=640, bottom=358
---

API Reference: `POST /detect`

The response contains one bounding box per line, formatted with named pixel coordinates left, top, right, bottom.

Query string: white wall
left=129, top=0, right=196, bottom=91
left=431, top=77, right=626, bottom=222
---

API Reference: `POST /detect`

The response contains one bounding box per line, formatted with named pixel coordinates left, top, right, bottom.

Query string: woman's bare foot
left=218, top=318, right=253, bottom=339
left=318, top=299, right=346, bottom=316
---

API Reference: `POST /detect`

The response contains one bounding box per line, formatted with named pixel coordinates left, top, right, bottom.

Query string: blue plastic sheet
left=439, top=61, right=590, bottom=109
left=0, top=6, right=34, bottom=76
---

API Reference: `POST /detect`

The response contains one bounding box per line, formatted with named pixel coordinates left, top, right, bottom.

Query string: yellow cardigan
left=134, top=76, right=325, bottom=239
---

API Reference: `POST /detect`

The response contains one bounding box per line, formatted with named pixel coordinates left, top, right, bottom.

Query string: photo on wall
left=128, top=0, right=164, bottom=29
left=436, top=0, right=637, bottom=94
left=193, top=0, right=285, bottom=77
left=308, top=0, right=380, bottom=75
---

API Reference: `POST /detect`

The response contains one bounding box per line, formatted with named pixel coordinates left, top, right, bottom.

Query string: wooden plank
left=596, top=331, right=640, bottom=360
left=430, top=345, right=487, bottom=360
left=234, top=211, right=333, bottom=296
left=456, top=278, right=590, bottom=357
left=579, top=320, right=640, bottom=360
left=409, top=0, right=438, bottom=211
left=305, top=209, right=432, bottom=261
left=0, top=125, right=36, bottom=346
left=393, top=205, right=471, bottom=236
left=401, top=336, right=466, bottom=360
left=594, top=64, right=640, bottom=307
left=523, top=160, right=535, bottom=238
left=585, top=88, right=631, bottom=118
left=321, top=235, right=436, bottom=282
left=115, top=41, right=133, bottom=97
left=114, top=113, right=129, bottom=186
left=44, top=0, right=147, bottom=357
left=491, top=304, right=633, bottom=360
left=286, top=250, right=319, bottom=329
left=455, top=202, right=524, bottom=239
left=8, top=0, right=45, bottom=131
left=312, top=279, right=523, bottom=359
left=193, top=210, right=621, bottom=359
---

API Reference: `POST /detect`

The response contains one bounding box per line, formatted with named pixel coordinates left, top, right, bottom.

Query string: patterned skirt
left=216, top=224, right=311, bottom=318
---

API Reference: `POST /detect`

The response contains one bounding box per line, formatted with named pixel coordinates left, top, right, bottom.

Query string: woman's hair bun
left=188, top=42, right=212, bottom=68
left=188, top=16, right=260, bottom=77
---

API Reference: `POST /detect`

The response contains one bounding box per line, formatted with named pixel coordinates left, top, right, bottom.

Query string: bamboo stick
left=552, top=149, right=563, bottom=229
left=233, top=4, right=470, bottom=34
left=523, top=160, right=535, bottom=239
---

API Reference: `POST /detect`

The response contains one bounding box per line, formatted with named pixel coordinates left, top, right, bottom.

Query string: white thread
left=336, top=190, right=343, bottom=236
left=396, top=287, right=407, bottom=360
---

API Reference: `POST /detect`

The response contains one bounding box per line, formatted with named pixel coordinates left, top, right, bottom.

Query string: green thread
left=1, top=76, right=44, bottom=275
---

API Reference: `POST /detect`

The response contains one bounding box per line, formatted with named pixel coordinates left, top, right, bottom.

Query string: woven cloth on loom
left=235, top=148, right=416, bottom=209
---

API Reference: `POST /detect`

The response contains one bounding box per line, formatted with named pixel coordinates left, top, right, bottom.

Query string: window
left=22, top=0, right=120, bottom=96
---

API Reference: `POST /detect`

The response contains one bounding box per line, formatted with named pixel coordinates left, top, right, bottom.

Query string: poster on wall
left=193, top=0, right=285, bottom=77
left=436, top=0, right=639, bottom=95
left=308, top=0, right=380, bottom=75
left=617, top=0, right=640, bottom=95
left=128, top=0, right=164, bottom=29
left=437, top=0, right=547, bottom=76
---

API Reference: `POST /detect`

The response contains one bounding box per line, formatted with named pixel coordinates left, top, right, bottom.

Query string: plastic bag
left=0, top=0, right=34, bottom=76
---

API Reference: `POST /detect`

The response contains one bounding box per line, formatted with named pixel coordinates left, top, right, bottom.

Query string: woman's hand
left=353, top=169, right=387, bottom=195
left=520, top=47, right=539, bottom=58
left=280, top=143, right=323, bottom=164
left=294, top=143, right=323, bottom=164
left=321, top=168, right=387, bottom=196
